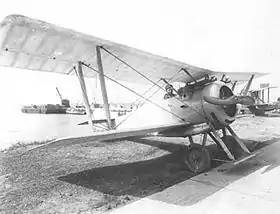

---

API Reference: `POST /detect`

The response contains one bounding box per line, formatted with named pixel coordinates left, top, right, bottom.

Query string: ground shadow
left=59, top=138, right=197, bottom=197
left=58, top=136, right=280, bottom=206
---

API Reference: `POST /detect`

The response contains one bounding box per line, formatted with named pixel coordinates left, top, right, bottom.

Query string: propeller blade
left=236, top=96, right=255, bottom=105
left=203, top=95, right=255, bottom=106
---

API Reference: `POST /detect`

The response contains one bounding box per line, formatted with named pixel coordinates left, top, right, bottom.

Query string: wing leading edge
left=0, top=14, right=267, bottom=85
left=27, top=122, right=191, bottom=152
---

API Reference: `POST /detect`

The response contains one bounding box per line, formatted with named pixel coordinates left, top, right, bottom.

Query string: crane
left=56, top=87, right=70, bottom=107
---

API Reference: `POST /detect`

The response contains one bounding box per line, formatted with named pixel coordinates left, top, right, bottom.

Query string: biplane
left=0, top=15, right=267, bottom=173
left=247, top=84, right=280, bottom=115
left=237, top=79, right=280, bottom=115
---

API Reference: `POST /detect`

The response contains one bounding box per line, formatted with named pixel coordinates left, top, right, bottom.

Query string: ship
left=66, top=105, right=86, bottom=115
left=21, top=87, right=70, bottom=114
left=21, top=104, right=68, bottom=114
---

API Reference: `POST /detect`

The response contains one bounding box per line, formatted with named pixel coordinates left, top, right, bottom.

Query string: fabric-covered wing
left=28, top=122, right=190, bottom=151
left=207, top=72, right=268, bottom=84
left=0, top=14, right=266, bottom=84
left=249, top=85, right=278, bottom=92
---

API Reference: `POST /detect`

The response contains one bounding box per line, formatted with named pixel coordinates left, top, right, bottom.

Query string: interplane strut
left=75, top=62, right=94, bottom=131
left=96, top=46, right=113, bottom=129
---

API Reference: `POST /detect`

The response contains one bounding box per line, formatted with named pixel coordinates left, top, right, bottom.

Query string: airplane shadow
left=59, top=138, right=197, bottom=197
left=58, top=136, right=280, bottom=206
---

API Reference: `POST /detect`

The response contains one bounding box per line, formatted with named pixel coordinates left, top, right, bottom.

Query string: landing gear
left=183, top=144, right=211, bottom=173
left=183, top=134, right=211, bottom=173
left=182, top=125, right=252, bottom=173
left=219, top=135, right=245, bottom=159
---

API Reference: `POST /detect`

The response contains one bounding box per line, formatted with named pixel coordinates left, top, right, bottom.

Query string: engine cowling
left=201, top=82, right=238, bottom=127
left=165, top=81, right=254, bottom=128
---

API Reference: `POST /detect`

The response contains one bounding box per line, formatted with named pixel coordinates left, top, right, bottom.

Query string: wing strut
left=241, top=74, right=255, bottom=96
left=231, top=81, right=237, bottom=91
left=96, top=46, right=113, bottom=129
left=75, top=62, right=94, bottom=131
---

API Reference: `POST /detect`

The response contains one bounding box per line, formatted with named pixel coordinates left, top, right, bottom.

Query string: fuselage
left=166, top=81, right=237, bottom=128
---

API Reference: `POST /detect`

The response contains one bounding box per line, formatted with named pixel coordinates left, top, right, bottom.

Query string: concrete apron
left=111, top=140, right=280, bottom=214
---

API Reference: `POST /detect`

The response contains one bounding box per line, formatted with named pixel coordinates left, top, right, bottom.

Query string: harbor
left=0, top=101, right=139, bottom=150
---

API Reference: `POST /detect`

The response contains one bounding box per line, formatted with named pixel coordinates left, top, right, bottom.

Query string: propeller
left=203, top=95, right=255, bottom=106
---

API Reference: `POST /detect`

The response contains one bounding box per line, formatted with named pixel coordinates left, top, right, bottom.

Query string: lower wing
left=27, top=122, right=192, bottom=152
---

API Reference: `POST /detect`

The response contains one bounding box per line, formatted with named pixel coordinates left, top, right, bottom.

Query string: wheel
left=183, top=144, right=211, bottom=173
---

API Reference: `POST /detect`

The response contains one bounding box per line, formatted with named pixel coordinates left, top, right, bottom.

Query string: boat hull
left=21, top=105, right=67, bottom=114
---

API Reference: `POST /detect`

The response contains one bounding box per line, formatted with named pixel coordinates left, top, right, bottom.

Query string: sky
left=0, top=0, right=280, bottom=107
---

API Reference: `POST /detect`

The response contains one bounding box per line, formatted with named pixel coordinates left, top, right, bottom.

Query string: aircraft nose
left=203, top=85, right=238, bottom=118
left=203, top=86, right=255, bottom=106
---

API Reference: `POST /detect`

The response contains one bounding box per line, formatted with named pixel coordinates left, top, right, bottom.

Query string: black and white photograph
left=0, top=0, right=280, bottom=213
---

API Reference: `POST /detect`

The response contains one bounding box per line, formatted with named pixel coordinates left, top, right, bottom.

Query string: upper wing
left=28, top=122, right=191, bottom=151
left=210, top=72, right=268, bottom=84
left=249, top=85, right=278, bottom=92
left=0, top=14, right=266, bottom=84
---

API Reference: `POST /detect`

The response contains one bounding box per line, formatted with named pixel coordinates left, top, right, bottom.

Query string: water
left=0, top=100, right=176, bottom=150
left=0, top=106, right=94, bottom=150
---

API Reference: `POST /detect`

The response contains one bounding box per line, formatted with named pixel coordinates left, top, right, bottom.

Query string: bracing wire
left=135, top=68, right=183, bottom=107
left=3, top=47, right=212, bottom=127
left=73, top=66, right=110, bottom=131
left=101, top=47, right=172, bottom=93
left=4, top=47, right=200, bottom=119
left=92, top=123, right=110, bottom=131
left=115, top=82, right=165, bottom=129
left=107, top=68, right=184, bottom=129
left=130, top=81, right=159, bottom=107
left=114, top=68, right=183, bottom=129
left=100, top=47, right=211, bottom=121
left=82, top=63, right=185, bottom=122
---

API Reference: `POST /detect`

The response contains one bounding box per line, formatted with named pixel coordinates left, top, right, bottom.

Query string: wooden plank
left=233, top=152, right=258, bottom=165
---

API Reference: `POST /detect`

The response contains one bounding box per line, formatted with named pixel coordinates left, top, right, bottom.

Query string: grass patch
left=1, top=139, right=56, bottom=153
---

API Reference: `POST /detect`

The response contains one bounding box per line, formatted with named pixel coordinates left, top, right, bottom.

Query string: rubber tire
left=183, top=144, right=211, bottom=173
